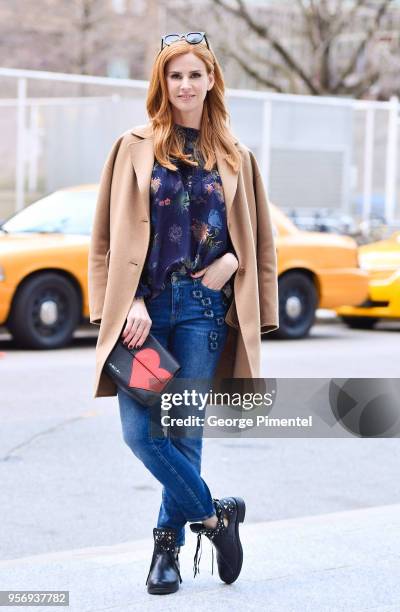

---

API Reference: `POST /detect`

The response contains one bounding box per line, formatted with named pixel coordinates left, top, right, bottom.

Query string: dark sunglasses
left=160, top=32, right=209, bottom=52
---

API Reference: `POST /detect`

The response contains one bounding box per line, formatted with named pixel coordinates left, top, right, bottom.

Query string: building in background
left=0, top=0, right=399, bottom=98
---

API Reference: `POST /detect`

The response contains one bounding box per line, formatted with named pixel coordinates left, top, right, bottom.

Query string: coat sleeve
left=249, top=151, right=279, bottom=334
left=87, top=135, right=125, bottom=325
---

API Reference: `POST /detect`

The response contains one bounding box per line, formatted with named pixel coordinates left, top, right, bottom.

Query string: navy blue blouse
left=134, top=124, right=235, bottom=301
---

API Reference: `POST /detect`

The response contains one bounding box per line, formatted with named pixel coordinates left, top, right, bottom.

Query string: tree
left=209, top=0, right=398, bottom=98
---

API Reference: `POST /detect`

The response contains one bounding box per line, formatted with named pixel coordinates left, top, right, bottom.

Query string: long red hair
left=146, top=40, right=241, bottom=173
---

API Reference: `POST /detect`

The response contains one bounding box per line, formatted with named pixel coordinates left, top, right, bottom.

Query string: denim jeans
left=117, top=273, right=230, bottom=547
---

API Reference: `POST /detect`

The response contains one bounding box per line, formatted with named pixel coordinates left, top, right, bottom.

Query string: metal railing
left=0, top=67, right=399, bottom=228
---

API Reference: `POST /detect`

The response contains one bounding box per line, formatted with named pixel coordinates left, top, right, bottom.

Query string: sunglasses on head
left=160, top=32, right=209, bottom=51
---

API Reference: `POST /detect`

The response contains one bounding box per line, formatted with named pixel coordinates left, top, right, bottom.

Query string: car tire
left=271, top=272, right=318, bottom=340
left=7, top=273, right=80, bottom=349
left=340, top=315, right=379, bottom=330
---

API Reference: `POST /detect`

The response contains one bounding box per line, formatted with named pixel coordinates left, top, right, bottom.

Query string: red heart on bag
left=129, top=348, right=173, bottom=392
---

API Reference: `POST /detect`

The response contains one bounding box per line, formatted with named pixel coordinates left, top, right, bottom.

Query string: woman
left=88, top=32, right=279, bottom=595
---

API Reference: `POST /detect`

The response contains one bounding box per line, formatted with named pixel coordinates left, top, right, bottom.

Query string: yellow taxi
left=271, top=205, right=368, bottom=338
left=0, top=186, right=368, bottom=348
left=336, top=231, right=400, bottom=328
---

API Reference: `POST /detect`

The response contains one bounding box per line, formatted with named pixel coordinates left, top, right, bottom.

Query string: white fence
left=0, top=67, right=399, bottom=226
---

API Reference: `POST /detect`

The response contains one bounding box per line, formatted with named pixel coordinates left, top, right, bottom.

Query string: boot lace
left=193, top=499, right=226, bottom=578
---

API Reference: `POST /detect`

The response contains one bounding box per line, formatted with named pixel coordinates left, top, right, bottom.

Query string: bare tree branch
left=234, top=43, right=300, bottom=92
left=319, top=0, right=369, bottom=55
left=294, top=0, right=319, bottom=51
left=331, top=0, right=392, bottom=93
left=207, top=0, right=398, bottom=99
left=212, top=0, right=320, bottom=94
left=229, top=49, right=286, bottom=92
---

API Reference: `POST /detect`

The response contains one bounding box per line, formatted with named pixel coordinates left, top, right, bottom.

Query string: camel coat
left=88, top=123, right=279, bottom=398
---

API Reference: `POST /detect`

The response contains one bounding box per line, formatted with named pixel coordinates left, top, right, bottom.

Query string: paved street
left=1, top=314, right=400, bottom=610
left=263, top=312, right=400, bottom=378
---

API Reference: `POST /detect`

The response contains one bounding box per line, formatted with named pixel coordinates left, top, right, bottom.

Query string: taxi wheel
left=340, top=316, right=379, bottom=330
left=271, top=272, right=317, bottom=339
left=7, top=273, right=81, bottom=349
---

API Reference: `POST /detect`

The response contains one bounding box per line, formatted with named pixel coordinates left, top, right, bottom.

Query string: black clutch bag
left=104, top=332, right=181, bottom=406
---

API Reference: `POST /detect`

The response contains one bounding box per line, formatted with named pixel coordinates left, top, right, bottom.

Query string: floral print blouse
left=134, top=124, right=235, bottom=301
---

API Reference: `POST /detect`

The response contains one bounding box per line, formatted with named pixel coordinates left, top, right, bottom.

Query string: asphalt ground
left=1, top=314, right=399, bottom=610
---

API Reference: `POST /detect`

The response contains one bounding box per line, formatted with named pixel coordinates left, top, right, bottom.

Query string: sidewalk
left=1, top=503, right=400, bottom=612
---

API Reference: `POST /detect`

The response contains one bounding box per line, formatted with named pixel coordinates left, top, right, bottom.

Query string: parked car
left=0, top=187, right=96, bottom=349
left=336, top=231, right=400, bottom=329
left=271, top=205, right=368, bottom=338
left=0, top=186, right=368, bottom=348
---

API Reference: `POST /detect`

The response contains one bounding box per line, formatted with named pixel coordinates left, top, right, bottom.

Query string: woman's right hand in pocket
left=122, top=297, right=152, bottom=349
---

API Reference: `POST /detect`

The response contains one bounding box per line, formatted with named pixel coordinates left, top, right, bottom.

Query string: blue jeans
left=117, top=273, right=230, bottom=547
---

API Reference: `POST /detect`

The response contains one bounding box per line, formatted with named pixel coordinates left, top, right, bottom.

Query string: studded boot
left=145, top=527, right=182, bottom=595
left=190, top=496, right=246, bottom=584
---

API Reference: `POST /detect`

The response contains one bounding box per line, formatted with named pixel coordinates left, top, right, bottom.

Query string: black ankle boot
left=190, top=497, right=246, bottom=584
left=146, top=527, right=182, bottom=595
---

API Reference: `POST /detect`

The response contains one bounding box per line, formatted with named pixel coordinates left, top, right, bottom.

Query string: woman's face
left=165, top=52, right=214, bottom=124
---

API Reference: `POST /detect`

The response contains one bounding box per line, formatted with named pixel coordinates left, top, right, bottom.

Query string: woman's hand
left=190, top=253, right=239, bottom=290
left=122, top=297, right=152, bottom=349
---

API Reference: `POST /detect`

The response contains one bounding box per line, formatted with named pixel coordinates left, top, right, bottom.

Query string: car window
left=1, top=190, right=98, bottom=235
